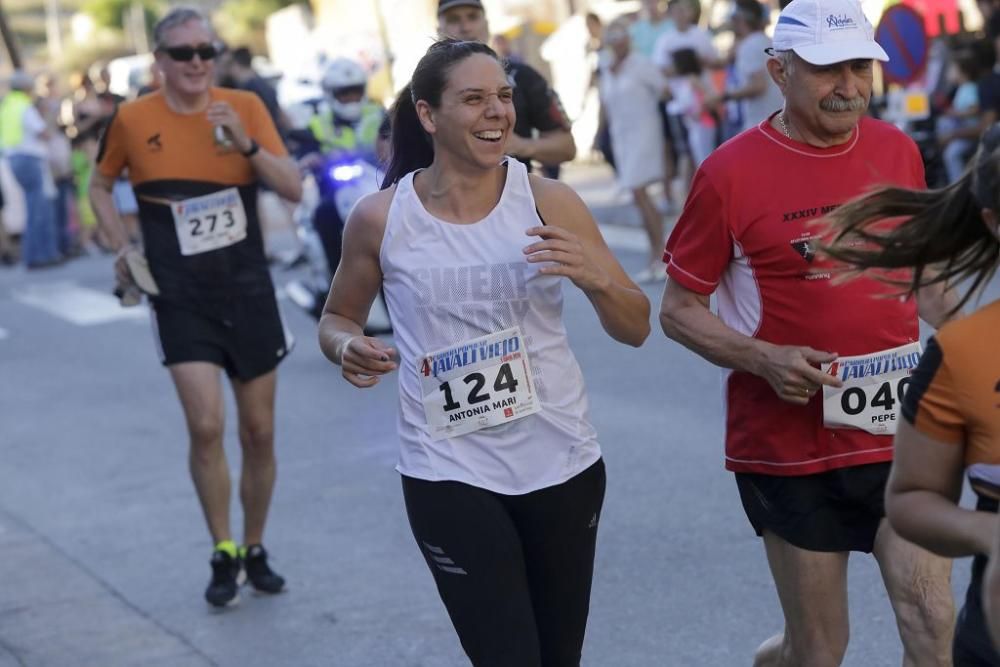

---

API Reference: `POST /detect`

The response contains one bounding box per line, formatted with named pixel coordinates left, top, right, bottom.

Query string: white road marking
left=13, top=281, right=149, bottom=326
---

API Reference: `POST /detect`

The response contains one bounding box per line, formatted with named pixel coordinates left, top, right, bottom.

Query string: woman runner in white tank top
left=319, top=40, right=649, bottom=666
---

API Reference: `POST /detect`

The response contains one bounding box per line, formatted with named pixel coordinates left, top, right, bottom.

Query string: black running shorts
left=735, top=462, right=891, bottom=553
left=151, top=293, right=292, bottom=381
left=953, top=497, right=1000, bottom=666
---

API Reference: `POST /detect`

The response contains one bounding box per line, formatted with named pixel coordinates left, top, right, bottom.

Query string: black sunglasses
left=161, top=43, right=219, bottom=62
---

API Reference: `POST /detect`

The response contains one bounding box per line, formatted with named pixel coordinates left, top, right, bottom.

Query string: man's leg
left=755, top=531, right=851, bottom=667
left=231, top=369, right=277, bottom=547
left=873, top=520, right=955, bottom=666
left=633, top=186, right=664, bottom=269
left=168, top=362, right=231, bottom=543
left=230, top=368, right=285, bottom=594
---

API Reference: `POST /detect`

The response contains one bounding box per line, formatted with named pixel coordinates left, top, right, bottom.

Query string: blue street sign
left=876, top=5, right=929, bottom=85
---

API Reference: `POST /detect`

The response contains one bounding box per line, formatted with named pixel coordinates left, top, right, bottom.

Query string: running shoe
left=205, top=550, right=241, bottom=608
left=243, top=544, right=286, bottom=594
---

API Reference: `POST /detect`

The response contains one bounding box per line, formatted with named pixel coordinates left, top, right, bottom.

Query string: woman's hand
left=341, top=335, right=398, bottom=388
left=523, top=225, right=611, bottom=293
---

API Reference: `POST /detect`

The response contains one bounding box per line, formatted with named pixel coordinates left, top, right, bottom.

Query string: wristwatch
left=241, top=139, right=260, bottom=158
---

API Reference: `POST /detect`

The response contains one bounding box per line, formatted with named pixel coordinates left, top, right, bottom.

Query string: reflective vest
left=308, top=103, right=382, bottom=154
left=0, top=91, right=32, bottom=150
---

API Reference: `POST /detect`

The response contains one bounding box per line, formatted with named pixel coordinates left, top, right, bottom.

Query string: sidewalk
left=0, top=507, right=212, bottom=667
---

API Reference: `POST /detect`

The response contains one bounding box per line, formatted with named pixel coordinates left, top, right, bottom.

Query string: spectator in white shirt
left=652, top=0, right=720, bottom=188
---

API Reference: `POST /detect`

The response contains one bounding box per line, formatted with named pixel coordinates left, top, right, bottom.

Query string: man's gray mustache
left=820, top=96, right=868, bottom=112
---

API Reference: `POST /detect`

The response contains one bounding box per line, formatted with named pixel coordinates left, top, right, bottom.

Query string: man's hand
left=504, top=132, right=535, bottom=160
left=207, top=101, right=251, bottom=153
left=753, top=342, right=844, bottom=405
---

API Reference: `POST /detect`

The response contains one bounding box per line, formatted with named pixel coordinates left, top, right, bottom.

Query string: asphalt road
left=0, top=165, right=986, bottom=666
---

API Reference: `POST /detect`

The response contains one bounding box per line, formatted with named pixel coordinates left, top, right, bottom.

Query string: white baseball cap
left=772, top=0, right=888, bottom=66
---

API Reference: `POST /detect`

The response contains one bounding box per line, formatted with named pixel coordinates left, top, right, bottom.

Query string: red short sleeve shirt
left=664, top=116, right=925, bottom=475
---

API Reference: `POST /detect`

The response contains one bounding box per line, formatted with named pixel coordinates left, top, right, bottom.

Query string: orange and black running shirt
left=96, top=87, right=287, bottom=304
left=902, top=300, right=1000, bottom=501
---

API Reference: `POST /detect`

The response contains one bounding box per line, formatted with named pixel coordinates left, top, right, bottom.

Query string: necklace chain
left=778, top=112, right=791, bottom=139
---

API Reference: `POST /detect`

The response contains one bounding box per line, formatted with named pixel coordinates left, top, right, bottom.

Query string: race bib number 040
left=171, top=187, right=248, bottom=256
left=821, top=342, right=922, bottom=435
left=420, top=327, right=541, bottom=441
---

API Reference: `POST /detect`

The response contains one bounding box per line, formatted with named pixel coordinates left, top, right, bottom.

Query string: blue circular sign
left=876, top=5, right=929, bottom=85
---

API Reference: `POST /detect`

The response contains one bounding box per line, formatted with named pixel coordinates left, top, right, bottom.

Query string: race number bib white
left=420, top=327, right=541, bottom=441
left=821, top=342, right=922, bottom=435
left=171, top=187, right=247, bottom=256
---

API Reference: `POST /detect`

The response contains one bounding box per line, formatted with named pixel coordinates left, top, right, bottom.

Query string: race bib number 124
left=419, top=327, right=541, bottom=441
left=821, top=342, right=922, bottom=435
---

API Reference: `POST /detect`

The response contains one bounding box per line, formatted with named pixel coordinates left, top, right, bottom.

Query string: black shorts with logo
left=735, top=462, right=891, bottom=553
left=151, top=293, right=293, bottom=381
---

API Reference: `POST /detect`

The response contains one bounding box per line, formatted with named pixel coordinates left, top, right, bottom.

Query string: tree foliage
left=82, top=0, right=162, bottom=33
left=214, top=0, right=306, bottom=51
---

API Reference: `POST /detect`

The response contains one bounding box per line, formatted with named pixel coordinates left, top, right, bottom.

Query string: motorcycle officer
left=291, top=57, right=386, bottom=320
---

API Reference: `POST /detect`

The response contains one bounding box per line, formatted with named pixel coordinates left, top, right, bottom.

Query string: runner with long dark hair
left=825, top=125, right=1000, bottom=665
left=318, top=39, right=649, bottom=666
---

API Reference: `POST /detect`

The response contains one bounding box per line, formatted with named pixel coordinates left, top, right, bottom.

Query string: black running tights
left=401, top=459, right=606, bottom=667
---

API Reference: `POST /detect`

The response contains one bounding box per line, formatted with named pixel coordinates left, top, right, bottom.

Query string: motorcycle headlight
left=329, top=163, right=365, bottom=182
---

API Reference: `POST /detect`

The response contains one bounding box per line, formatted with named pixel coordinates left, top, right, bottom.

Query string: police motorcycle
left=284, top=58, right=391, bottom=332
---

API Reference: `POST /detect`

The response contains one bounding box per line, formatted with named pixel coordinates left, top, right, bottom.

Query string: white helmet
left=321, top=58, right=368, bottom=122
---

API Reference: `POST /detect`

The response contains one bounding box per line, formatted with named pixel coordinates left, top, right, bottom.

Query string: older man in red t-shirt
left=659, top=0, right=959, bottom=663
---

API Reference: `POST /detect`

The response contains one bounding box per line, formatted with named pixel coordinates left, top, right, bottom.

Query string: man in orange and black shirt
left=91, top=6, right=302, bottom=608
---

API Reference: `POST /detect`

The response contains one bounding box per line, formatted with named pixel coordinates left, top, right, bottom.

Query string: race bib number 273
left=171, top=187, right=248, bottom=256
left=419, top=327, right=541, bottom=441
left=821, top=342, right=922, bottom=435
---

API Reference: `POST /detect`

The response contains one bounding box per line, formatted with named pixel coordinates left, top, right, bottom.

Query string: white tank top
left=380, top=159, right=601, bottom=494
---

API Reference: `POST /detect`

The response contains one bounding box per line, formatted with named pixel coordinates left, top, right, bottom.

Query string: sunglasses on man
left=160, top=43, right=220, bottom=62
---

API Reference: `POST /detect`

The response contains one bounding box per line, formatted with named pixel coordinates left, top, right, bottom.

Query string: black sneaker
left=205, top=550, right=241, bottom=608
left=243, top=544, right=286, bottom=594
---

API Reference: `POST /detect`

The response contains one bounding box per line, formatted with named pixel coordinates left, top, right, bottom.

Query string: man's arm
left=89, top=171, right=128, bottom=251
left=511, top=65, right=576, bottom=166
left=940, top=109, right=996, bottom=143
left=659, top=279, right=842, bottom=404
left=89, top=170, right=133, bottom=285
left=506, top=129, right=576, bottom=166
left=207, top=101, right=302, bottom=202
left=243, top=149, right=302, bottom=202
left=719, top=70, right=770, bottom=103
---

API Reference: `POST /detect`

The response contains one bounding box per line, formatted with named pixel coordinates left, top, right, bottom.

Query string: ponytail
left=823, top=125, right=1000, bottom=313
left=381, top=85, right=434, bottom=189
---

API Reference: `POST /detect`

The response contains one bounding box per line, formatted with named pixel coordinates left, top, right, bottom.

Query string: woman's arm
left=886, top=419, right=996, bottom=557
left=317, top=189, right=398, bottom=388
left=527, top=175, right=650, bottom=347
